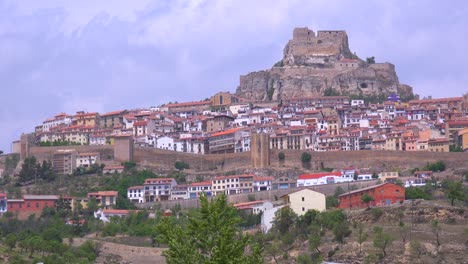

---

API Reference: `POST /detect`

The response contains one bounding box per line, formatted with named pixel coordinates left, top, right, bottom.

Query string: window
left=302, top=197, right=305, bottom=201
left=36, top=202, right=40, bottom=208
left=302, top=207, right=305, bottom=211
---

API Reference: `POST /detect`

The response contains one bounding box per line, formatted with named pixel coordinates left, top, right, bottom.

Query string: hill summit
left=235, top=27, right=413, bottom=101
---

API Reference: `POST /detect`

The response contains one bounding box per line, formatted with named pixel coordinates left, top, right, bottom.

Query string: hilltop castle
left=235, top=27, right=413, bottom=102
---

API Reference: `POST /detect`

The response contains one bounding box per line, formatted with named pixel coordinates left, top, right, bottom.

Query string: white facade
left=253, top=177, right=273, bottom=192
left=127, top=186, right=145, bottom=203
left=76, top=153, right=100, bottom=168
left=261, top=205, right=285, bottom=233
left=351, top=100, right=364, bottom=106
left=156, top=136, right=175, bottom=150
left=42, top=115, right=72, bottom=132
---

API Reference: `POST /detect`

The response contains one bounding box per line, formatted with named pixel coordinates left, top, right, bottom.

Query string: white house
left=261, top=205, right=285, bottom=232
left=187, top=181, right=212, bottom=199
left=234, top=200, right=273, bottom=215
left=94, top=209, right=139, bottom=223
left=297, top=172, right=351, bottom=186
left=76, top=152, right=100, bottom=168
left=127, top=186, right=145, bottom=203
left=253, top=176, right=273, bottom=192
left=156, top=136, right=175, bottom=150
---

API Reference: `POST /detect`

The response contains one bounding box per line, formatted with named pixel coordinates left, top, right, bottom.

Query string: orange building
left=338, top=183, right=405, bottom=209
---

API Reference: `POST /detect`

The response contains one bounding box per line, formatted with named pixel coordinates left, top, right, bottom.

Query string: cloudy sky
left=1, top=0, right=467, bottom=152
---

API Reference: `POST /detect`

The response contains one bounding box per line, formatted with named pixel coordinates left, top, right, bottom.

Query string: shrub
left=301, top=152, right=311, bottom=163
left=278, top=152, right=285, bottom=161
left=423, top=161, right=446, bottom=172
left=122, top=161, right=136, bottom=171
left=371, top=208, right=383, bottom=221
left=174, top=161, right=189, bottom=170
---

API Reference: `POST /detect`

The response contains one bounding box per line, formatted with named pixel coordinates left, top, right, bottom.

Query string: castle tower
left=114, top=135, right=134, bottom=162
left=251, top=133, right=270, bottom=168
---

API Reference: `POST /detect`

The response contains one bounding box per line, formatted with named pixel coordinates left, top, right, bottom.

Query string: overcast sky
left=1, top=0, right=467, bottom=153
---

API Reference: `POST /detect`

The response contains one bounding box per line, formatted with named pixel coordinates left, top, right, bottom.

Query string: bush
left=405, top=187, right=432, bottom=200
left=371, top=208, right=383, bottom=221
left=278, top=152, right=285, bottom=161
left=301, top=152, right=311, bottom=163
left=174, top=161, right=189, bottom=170
left=122, top=161, right=137, bottom=171
left=423, top=161, right=446, bottom=172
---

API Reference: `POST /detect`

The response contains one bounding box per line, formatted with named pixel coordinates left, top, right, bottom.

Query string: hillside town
left=23, top=94, right=468, bottom=158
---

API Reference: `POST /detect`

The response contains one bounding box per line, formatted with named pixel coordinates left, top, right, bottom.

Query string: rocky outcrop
left=235, top=27, right=413, bottom=101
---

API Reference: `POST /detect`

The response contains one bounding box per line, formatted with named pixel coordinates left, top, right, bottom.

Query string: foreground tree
left=156, top=194, right=263, bottom=264
left=373, top=226, right=393, bottom=258
left=444, top=180, right=465, bottom=206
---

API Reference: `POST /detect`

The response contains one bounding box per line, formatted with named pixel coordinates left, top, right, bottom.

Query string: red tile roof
left=211, top=128, right=241, bottom=137
left=189, top=181, right=212, bottom=187
left=101, top=110, right=126, bottom=117
left=127, top=186, right=144, bottom=190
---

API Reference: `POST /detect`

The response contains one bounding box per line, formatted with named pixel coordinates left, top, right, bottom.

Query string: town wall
left=27, top=145, right=468, bottom=174
left=28, top=145, right=115, bottom=163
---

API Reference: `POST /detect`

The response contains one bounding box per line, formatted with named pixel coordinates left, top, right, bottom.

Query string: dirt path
left=70, top=237, right=167, bottom=264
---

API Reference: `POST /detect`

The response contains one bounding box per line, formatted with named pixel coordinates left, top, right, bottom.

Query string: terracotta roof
left=233, top=200, right=268, bottom=208
left=104, top=165, right=124, bottom=170
left=409, top=97, right=463, bottom=104
left=144, top=178, right=175, bottom=184
left=23, top=195, right=59, bottom=200
left=211, top=128, right=241, bottom=137
left=101, top=110, right=126, bottom=117
left=298, top=172, right=342, bottom=180
left=133, top=121, right=148, bottom=126
left=338, top=183, right=400, bottom=197
left=189, top=181, right=212, bottom=187
left=0, top=193, right=7, bottom=198
left=127, top=186, right=144, bottom=190
left=88, top=191, right=118, bottom=197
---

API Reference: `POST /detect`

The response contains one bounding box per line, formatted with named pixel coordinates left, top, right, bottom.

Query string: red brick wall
left=8, top=199, right=56, bottom=212
left=338, top=183, right=405, bottom=209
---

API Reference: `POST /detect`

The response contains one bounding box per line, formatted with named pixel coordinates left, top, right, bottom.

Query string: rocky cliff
left=235, top=27, right=413, bottom=101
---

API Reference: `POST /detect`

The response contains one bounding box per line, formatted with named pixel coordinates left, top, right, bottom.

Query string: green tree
left=326, top=196, right=339, bottom=209
left=278, top=152, right=285, bottom=161
left=86, top=197, right=99, bottom=214
left=444, top=180, right=465, bottom=206
left=373, top=226, right=393, bottom=258
left=174, top=161, right=190, bottom=171
left=5, top=233, right=17, bottom=250
left=463, top=228, right=468, bottom=249
left=372, top=172, right=379, bottom=179
left=361, top=193, right=374, bottom=208
left=449, top=144, right=463, bottom=152
left=366, top=56, right=375, bottom=64
left=156, top=194, right=263, bottom=264
left=356, top=223, right=368, bottom=255
left=301, top=152, right=311, bottom=163
left=431, top=220, right=441, bottom=247
left=273, top=207, right=297, bottom=235
left=324, top=87, right=340, bottom=96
